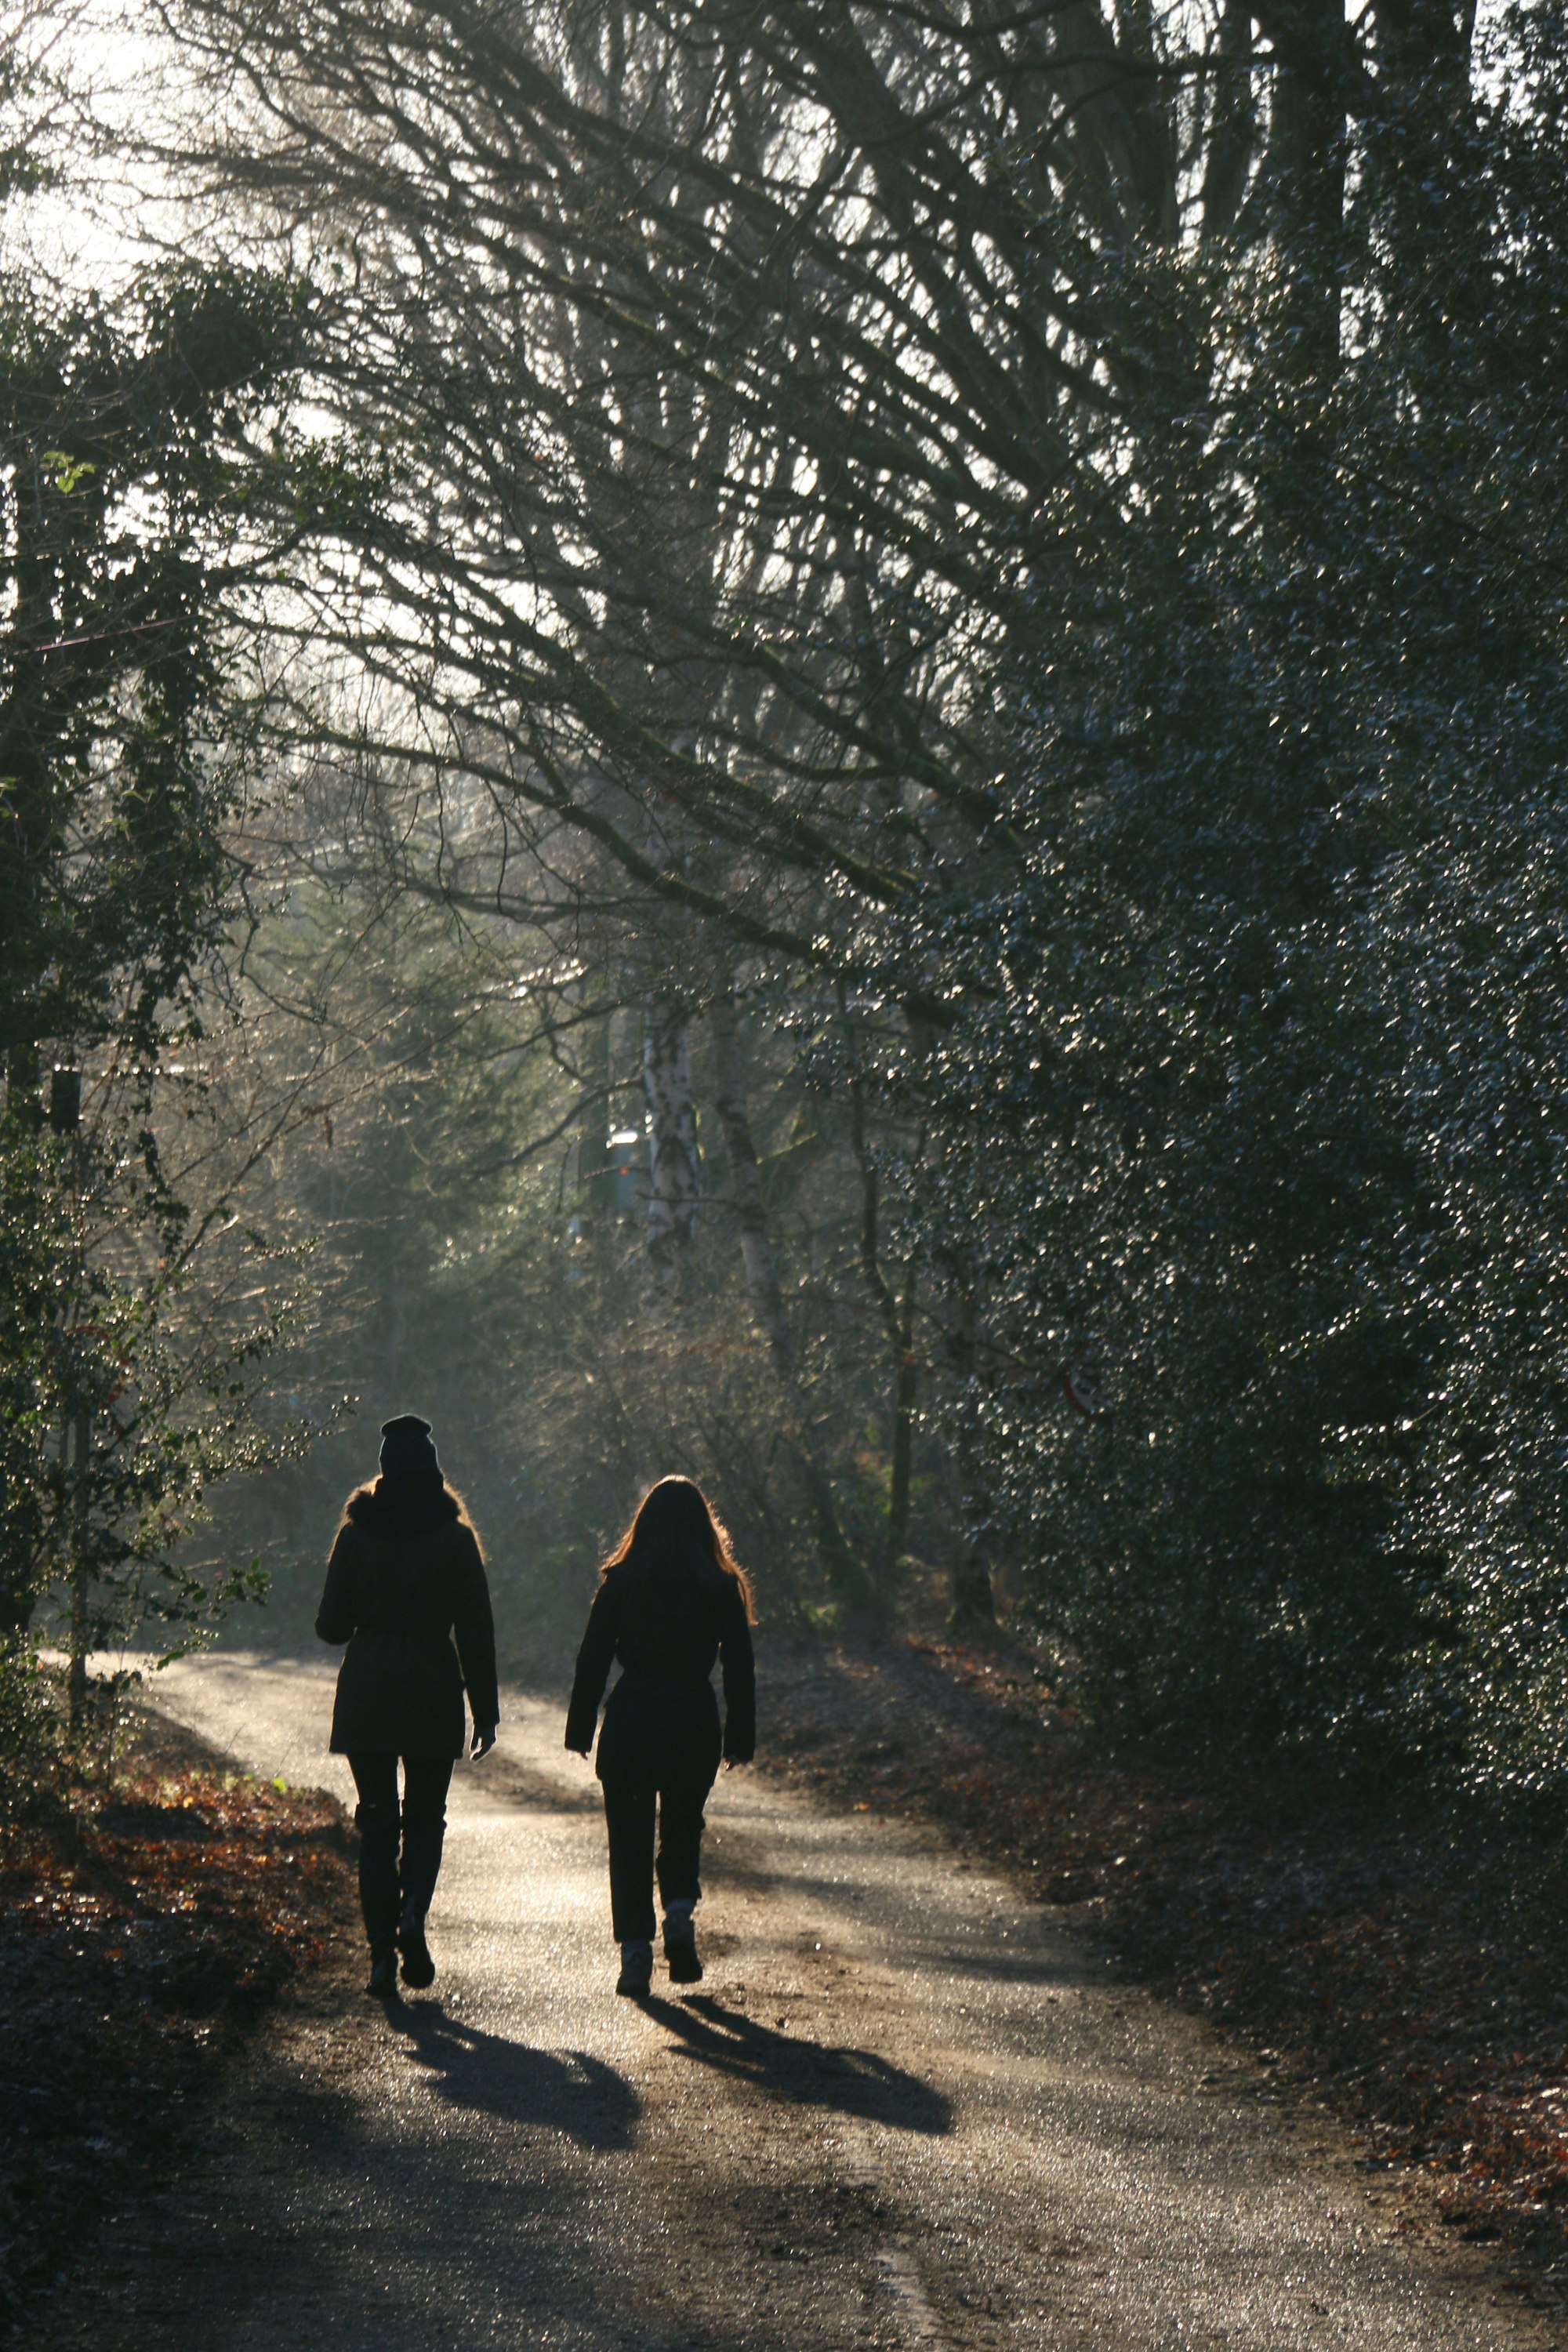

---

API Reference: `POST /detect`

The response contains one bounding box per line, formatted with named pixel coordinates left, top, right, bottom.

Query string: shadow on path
left=388, top=1998, right=640, bottom=2148
left=644, top=1994, right=952, bottom=2133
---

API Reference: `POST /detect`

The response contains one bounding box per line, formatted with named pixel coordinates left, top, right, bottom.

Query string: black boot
left=616, top=1940, right=654, bottom=1998
left=397, top=1899, right=437, bottom=1990
left=397, top=1811, right=445, bottom=1991
left=662, top=1899, right=702, bottom=1985
left=356, top=1795, right=401, bottom=1992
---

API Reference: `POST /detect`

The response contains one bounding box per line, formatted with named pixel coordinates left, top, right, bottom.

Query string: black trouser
left=348, top=1754, right=454, bottom=1949
left=601, top=1774, right=713, bottom=1944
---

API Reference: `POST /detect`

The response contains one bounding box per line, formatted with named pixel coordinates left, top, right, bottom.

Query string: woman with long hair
left=317, top=1414, right=499, bottom=1998
left=565, top=1476, right=755, bottom=1997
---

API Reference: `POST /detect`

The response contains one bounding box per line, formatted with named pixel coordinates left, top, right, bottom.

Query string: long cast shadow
left=644, top=1994, right=952, bottom=2134
left=387, top=1998, right=640, bottom=2149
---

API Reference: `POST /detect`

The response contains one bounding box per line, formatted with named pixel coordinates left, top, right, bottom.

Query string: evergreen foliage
left=0, top=233, right=307, bottom=1659
left=915, top=0, right=1568, bottom=1793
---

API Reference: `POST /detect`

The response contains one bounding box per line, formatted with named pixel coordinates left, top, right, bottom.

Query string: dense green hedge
left=912, top=6, right=1568, bottom=1800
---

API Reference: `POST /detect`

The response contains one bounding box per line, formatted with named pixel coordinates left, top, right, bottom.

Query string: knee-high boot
left=390, top=1757, right=452, bottom=1988
left=355, top=1795, right=401, bottom=1951
left=399, top=1813, right=446, bottom=1923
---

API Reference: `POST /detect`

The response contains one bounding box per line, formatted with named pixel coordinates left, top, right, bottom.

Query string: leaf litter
left=764, top=1632, right=1568, bottom=2312
left=0, top=1706, right=355, bottom=2339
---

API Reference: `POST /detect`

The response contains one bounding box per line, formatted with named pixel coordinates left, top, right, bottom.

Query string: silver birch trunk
left=709, top=991, right=792, bottom=1370
left=709, top=992, right=870, bottom=1606
left=643, top=997, right=699, bottom=1276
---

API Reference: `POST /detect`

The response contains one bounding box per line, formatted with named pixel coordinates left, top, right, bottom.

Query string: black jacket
left=316, top=1482, right=499, bottom=1758
left=564, top=1557, right=755, bottom=1780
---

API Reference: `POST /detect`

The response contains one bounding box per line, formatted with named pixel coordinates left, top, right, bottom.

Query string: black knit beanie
left=379, top=1414, right=441, bottom=1486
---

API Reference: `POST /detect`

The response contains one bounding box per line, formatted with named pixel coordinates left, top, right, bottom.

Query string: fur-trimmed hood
left=343, top=1478, right=463, bottom=1541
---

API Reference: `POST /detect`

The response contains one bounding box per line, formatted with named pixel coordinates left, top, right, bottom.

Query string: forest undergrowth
left=763, top=1632, right=1568, bottom=2313
left=0, top=1700, right=356, bottom=2340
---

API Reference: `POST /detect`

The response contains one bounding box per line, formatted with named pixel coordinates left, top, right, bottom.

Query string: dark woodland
left=9, top=0, right=1568, bottom=2332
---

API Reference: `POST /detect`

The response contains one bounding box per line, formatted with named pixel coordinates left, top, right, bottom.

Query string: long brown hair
left=601, top=1476, right=755, bottom=1622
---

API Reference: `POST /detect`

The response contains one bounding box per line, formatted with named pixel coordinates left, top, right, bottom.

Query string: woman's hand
left=471, top=1723, right=497, bottom=1759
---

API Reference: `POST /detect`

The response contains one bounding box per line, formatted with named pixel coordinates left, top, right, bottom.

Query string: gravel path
left=51, top=1650, right=1561, bottom=2351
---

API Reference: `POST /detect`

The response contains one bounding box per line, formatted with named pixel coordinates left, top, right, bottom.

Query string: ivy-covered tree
left=0, top=252, right=309, bottom=1669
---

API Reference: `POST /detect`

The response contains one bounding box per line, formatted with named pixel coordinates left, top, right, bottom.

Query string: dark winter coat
left=564, top=1556, right=755, bottom=1784
left=316, top=1481, right=499, bottom=1758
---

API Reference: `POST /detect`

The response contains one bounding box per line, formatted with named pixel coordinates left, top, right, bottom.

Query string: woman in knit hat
left=317, top=1415, right=499, bottom=1997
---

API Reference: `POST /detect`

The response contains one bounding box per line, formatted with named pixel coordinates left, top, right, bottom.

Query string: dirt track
left=47, top=1650, right=1563, bottom=2350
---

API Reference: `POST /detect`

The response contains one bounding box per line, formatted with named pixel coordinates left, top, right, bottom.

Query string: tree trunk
left=708, top=993, right=790, bottom=1365
left=1371, top=0, right=1485, bottom=341
left=887, top=1258, right=918, bottom=1579
left=66, top=1406, right=92, bottom=1733
left=708, top=991, right=870, bottom=1607
left=839, top=989, right=922, bottom=1580
left=643, top=998, right=699, bottom=1279
left=1261, top=0, right=1349, bottom=379
left=577, top=1008, right=612, bottom=1214
left=946, top=1279, right=998, bottom=1634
